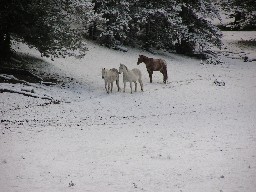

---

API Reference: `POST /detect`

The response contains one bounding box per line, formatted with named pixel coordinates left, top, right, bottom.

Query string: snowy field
left=1, top=31, right=256, bottom=192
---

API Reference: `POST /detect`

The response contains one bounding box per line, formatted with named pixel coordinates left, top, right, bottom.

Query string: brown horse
left=137, top=55, right=168, bottom=83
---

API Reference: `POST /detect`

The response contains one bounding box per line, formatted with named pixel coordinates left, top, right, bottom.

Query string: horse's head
left=137, top=55, right=147, bottom=65
left=102, top=68, right=106, bottom=79
left=137, top=55, right=143, bottom=65
left=119, top=63, right=127, bottom=73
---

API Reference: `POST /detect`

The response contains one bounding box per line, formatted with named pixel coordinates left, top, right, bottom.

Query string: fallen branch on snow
left=0, top=74, right=47, bottom=90
left=243, top=56, right=256, bottom=62
left=0, top=88, right=53, bottom=100
left=0, top=67, right=43, bottom=82
left=40, top=81, right=56, bottom=86
left=10, top=57, right=22, bottom=64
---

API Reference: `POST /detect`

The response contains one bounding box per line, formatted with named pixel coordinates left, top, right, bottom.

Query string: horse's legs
left=116, top=80, right=120, bottom=91
left=164, top=70, right=168, bottom=84
left=160, top=69, right=165, bottom=83
left=123, top=82, right=126, bottom=92
left=105, top=81, right=108, bottom=93
left=134, top=81, right=137, bottom=92
left=160, top=69, right=167, bottom=84
left=110, top=82, right=113, bottom=92
left=139, top=79, right=143, bottom=91
left=107, top=83, right=110, bottom=94
left=164, top=74, right=167, bottom=84
left=130, top=82, right=133, bottom=94
left=148, top=70, right=153, bottom=83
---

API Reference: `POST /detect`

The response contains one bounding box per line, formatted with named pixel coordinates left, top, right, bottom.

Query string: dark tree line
left=220, top=0, right=256, bottom=30
left=0, top=0, right=95, bottom=62
left=0, top=0, right=254, bottom=63
left=90, top=0, right=222, bottom=56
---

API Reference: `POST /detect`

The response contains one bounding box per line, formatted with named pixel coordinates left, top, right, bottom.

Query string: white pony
left=102, top=68, right=121, bottom=94
left=119, top=63, right=143, bottom=94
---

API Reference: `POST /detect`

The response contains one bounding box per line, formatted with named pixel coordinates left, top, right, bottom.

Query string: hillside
left=0, top=31, right=256, bottom=192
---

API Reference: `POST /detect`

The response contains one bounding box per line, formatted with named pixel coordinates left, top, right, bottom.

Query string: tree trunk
left=0, top=32, right=5, bottom=63
left=144, top=19, right=151, bottom=50
left=0, top=29, right=11, bottom=62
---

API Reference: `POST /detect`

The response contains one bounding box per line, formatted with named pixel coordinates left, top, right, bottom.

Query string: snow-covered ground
left=1, top=32, right=256, bottom=192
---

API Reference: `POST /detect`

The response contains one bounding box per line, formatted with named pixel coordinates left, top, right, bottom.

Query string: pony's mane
left=140, top=55, right=149, bottom=59
left=121, top=64, right=128, bottom=70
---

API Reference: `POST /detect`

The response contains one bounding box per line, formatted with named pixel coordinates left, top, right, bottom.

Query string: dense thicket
left=91, top=0, right=222, bottom=56
left=5, top=0, right=251, bottom=62
left=0, top=0, right=95, bottom=61
left=220, top=0, right=256, bottom=30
